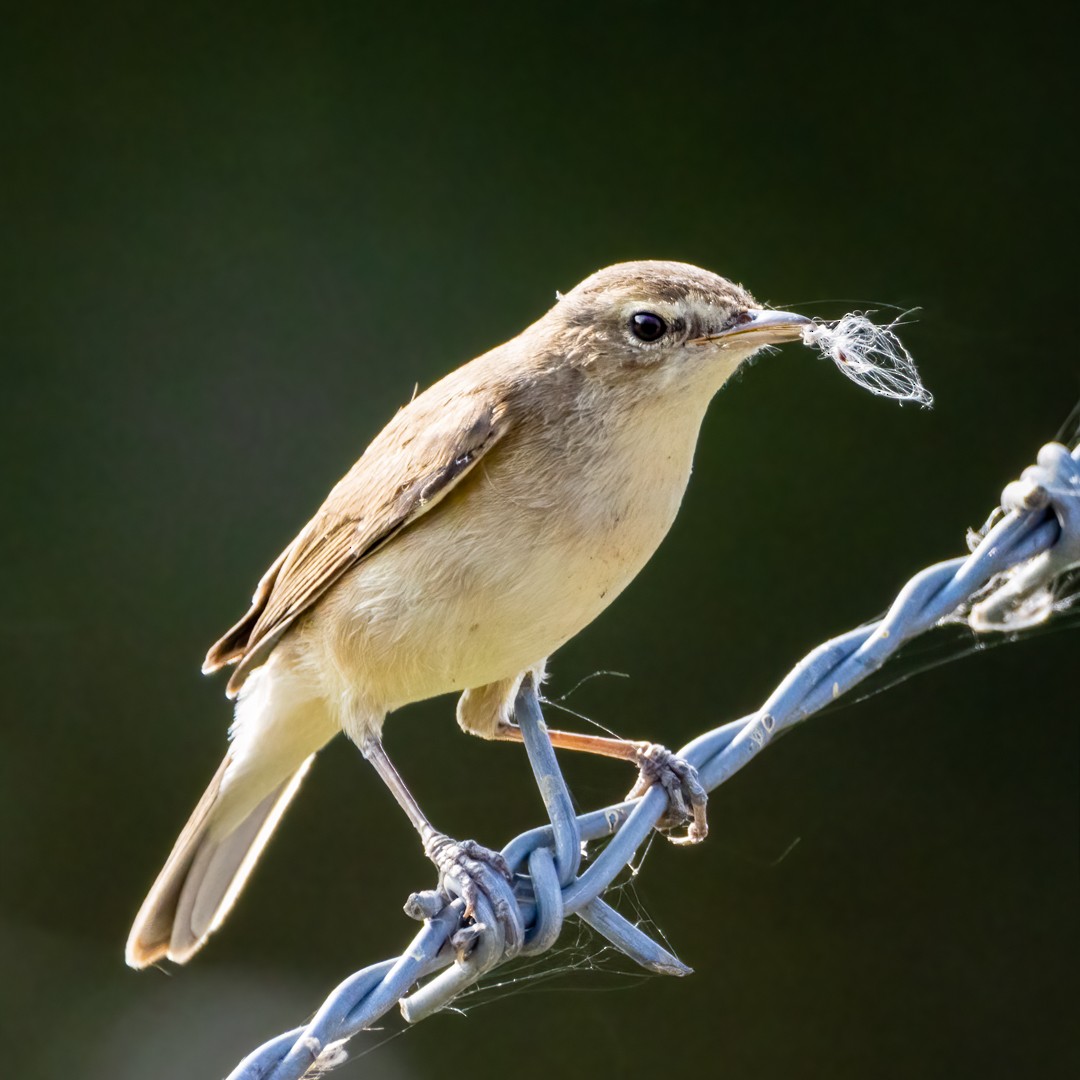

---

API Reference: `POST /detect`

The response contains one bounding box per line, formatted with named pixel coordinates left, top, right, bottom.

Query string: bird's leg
left=492, top=722, right=708, bottom=845
left=358, top=734, right=517, bottom=950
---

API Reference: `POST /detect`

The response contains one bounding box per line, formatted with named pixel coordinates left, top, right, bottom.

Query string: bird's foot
left=626, top=743, right=708, bottom=846
left=413, top=831, right=520, bottom=959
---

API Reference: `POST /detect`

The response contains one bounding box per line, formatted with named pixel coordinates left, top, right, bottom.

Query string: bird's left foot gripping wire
left=406, top=830, right=520, bottom=960
left=359, top=733, right=523, bottom=961
left=626, top=743, right=708, bottom=845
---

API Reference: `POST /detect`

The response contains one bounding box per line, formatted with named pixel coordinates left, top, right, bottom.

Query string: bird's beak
left=689, top=309, right=812, bottom=347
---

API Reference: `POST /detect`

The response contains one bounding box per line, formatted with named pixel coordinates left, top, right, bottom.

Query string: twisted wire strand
left=228, top=440, right=1080, bottom=1080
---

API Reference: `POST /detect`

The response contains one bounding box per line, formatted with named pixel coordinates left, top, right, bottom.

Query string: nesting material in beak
left=802, top=313, right=932, bottom=406
left=693, top=305, right=931, bottom=405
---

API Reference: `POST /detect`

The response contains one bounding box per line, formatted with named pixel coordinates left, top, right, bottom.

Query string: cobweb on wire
left=449, top=832, right=669, bottom=1015
left=453, top=677, right=677, bottom=1015
left=290, top=836, right=673, bottom=1074
left=812, top=400, right=1080, bottom=714
left=812, top=603, right=1080, bottom=721
left=953, top=401, right=1080, bottom=633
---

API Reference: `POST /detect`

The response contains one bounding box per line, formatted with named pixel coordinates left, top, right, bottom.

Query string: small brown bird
left=126, top=260, right=810, bottom=968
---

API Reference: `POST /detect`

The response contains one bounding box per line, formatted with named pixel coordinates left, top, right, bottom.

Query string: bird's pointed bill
left=690, top=309, right=812, bottom=347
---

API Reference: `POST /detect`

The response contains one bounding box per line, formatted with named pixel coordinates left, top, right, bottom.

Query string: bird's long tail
left=126, top=665, right=336, bottom=968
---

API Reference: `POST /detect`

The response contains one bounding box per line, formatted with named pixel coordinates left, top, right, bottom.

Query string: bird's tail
left=125, top=753, right=312, bottom=967
left=126, top=663, right=336, bottom=968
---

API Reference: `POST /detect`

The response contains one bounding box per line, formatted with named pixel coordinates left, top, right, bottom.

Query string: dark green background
left=3, top=4, right=1077, bottom=1078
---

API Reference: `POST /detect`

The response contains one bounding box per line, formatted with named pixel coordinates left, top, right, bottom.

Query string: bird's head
left=535, top=260, right=810, bottom=398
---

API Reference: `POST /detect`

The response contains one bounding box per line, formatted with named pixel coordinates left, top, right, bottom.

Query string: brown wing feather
left=200, top=544, right=294, bottom=671
left=203, top=382, right=511, bottom=696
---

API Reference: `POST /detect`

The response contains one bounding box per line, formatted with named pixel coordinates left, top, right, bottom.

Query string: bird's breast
left=310, top=390, right=708, bottom=709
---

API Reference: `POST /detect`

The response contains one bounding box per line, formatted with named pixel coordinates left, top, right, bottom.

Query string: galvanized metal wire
left=227, top=438, right=1080, bottom=1080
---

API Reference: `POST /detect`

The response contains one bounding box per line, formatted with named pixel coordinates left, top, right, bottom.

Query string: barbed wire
left=226, top=437, right=1080, bottom=1080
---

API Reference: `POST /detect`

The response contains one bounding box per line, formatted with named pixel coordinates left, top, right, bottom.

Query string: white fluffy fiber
left=802, top=313, right=932, bottom=406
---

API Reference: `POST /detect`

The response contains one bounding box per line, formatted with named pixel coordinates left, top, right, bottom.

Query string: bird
left=125, top=260, right=811, bottom=968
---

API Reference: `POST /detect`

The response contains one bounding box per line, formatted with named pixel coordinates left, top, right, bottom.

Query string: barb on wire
left=228, top=438, right=1080, bottom=1080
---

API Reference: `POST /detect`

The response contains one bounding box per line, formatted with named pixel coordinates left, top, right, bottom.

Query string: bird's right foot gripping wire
left=626, top=743, right=709, bottom=845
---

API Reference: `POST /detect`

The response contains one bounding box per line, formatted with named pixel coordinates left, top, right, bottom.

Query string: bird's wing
left=203, top=385, right=512, bottom=696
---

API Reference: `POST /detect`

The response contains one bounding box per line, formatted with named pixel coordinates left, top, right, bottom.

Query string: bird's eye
left=630, top=312, right=668, bottom=343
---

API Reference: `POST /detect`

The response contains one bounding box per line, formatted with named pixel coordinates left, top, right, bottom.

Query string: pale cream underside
left=318, top=380, right=711, bottom=717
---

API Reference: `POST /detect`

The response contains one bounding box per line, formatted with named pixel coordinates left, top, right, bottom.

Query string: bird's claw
left=449, top=921, right=488, bottom=962
left=419, top=831, right=520, bottom=956
left=423, top=834, right=512, bottom=919
left=626, top=742, right=708, bottom=845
